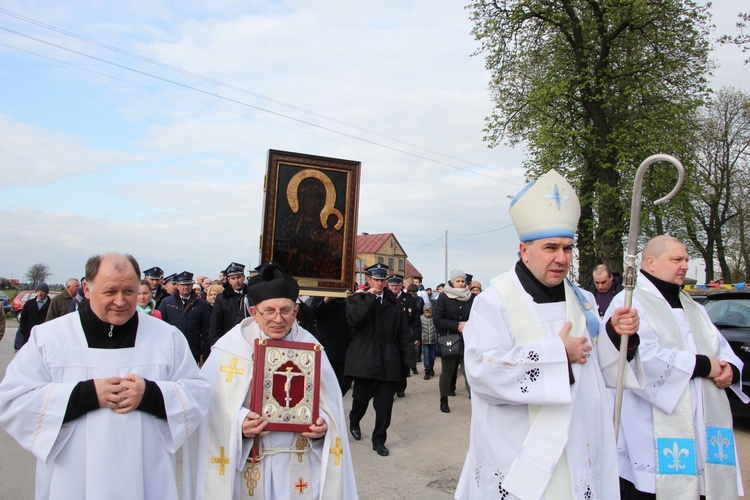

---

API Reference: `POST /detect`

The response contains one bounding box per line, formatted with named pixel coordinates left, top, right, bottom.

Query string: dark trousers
left=619, top=477, right=705, bottom=500
left=394, top=363, right=409, bottom=394
left=440, top=356, right=470, bottom=398
left=619, top=478, right=655, bottom=500
left=349, top=377, right=395, bottom=445
left=422, top=344, right=437, bottom=372
left=330, top=359, right=352, bottom=396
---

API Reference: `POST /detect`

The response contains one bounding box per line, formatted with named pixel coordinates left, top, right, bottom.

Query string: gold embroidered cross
left=295, top=436, right=308, bottom=463
left=244, top=461, right=260, bottom=496
left=210, top=446, right=230, bottom=476
left=330, top=437, right=343, bottom=466
left=220, top=357, right=245, bottom=383
left=295, top=477, right=308, bottom=494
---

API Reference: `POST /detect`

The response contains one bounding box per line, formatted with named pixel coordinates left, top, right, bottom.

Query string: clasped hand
left=94, top=374, right=146, bottom=414
left=709, top=358, right=733, bottom=389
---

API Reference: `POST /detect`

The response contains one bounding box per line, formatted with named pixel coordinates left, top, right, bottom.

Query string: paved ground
left=0, top=316, right=749, bottom=499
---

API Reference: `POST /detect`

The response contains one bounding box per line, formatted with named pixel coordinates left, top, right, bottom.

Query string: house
left=355, top=233, right=422, bottom=285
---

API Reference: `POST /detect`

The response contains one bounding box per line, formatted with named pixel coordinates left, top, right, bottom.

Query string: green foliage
left=718, top=12, right=750, bottom=64
left=469, top=0, right=712, bottom=276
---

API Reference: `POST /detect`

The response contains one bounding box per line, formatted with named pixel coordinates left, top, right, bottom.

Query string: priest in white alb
left=184, top=263, right=357, bottom=499
left=455, top=170, right=644, bottom=499
left=605, top=235, right=747, bottom=499
left=0, top=253, right=211, bottom=500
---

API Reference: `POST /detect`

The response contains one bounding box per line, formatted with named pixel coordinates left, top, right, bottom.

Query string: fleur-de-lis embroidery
left=663, top=441, right=690, bottom=470
left=711, top=430, right=730, bottom=461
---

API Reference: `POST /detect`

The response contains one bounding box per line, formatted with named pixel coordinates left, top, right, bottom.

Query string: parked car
left=0, top=291, right=10, bottom=315
left=703, top=291, right=750, bottom=418
left=11, top=290, right=60, bottom=320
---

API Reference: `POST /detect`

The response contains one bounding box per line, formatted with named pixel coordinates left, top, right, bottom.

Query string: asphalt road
left=0, top=316, right=748, bottom=499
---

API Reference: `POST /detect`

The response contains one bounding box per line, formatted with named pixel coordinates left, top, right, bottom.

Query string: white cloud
left=0, top=115, right=136, bottom=186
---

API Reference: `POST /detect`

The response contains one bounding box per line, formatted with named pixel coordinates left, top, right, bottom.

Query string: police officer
left=209, top=262, right=248, bottom=346
left=345, top=263, right=413, bottom=457
left=158, top=271, right=211, bottom=364
left=144, top=266, right=169, bottom=308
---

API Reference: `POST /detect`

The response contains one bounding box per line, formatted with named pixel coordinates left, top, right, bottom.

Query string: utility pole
left=444, top=230, right=448, bottom=283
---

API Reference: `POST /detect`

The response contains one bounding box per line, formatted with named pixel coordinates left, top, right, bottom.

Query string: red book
left=250, top=338, right=322, bottom=433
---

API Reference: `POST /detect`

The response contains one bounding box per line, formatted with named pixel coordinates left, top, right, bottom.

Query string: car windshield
left=705, top=298, right=750, bottom=327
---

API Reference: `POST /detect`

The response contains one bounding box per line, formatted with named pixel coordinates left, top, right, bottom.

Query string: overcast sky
left=0, top=1, right=747, bottom=287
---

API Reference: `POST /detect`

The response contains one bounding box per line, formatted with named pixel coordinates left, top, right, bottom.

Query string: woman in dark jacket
left=433, top=268, right=474, bottom=413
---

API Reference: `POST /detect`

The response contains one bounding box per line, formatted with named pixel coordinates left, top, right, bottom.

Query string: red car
left=11, top=290, right=60, bottom=320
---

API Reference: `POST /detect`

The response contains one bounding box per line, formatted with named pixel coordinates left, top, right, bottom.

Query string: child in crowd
left=421, top=305, right=437, bottom=380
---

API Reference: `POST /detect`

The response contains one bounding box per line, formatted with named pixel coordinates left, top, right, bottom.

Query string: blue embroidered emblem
left=706, top=426, right=736, bottom=466
left=544, top=183, right=568, bottom=210
left=656, top=438, right=697, bottom=475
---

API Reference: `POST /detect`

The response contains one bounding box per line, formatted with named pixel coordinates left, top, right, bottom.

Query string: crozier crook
left=614, top=154, right=685, bottom=443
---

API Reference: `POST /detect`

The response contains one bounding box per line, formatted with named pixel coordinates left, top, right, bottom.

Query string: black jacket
left=19, top=297, right=50, bottom=345
left=394, top=291, right=421, bottom=341
left=344, top=288, right=414, bottom=382
left=309, top=297, right=351, bottom=364
left=432, top=292, right=474, bottom=336
left=158, top=291, right=210, bottom=363
left=153, top=286, right=170, bottom=309
left=209, top=285, right=248, bottom=346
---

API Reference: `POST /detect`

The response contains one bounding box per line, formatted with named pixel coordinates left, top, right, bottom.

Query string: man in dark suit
left=345, top=264, right=414, bottom=457
left=16, top=283, right=51, bottom=351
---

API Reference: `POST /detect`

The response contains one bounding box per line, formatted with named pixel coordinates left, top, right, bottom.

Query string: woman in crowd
left=206, top=283, right=224, bottom=312
left=433, top=269, right=474, bottom=413
left=136, top=279, right=162, bottom=319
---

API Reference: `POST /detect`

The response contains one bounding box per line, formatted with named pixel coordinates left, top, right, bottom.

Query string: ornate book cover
left=250, top=338, right=322, bottom=433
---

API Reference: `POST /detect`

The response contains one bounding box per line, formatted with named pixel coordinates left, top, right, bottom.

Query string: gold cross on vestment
left=220, top=357, right=245, bottom=383
left=330, top=437, right=344, bottom=466
left=295, top=477, right=308, bottom=494
left=210, top=446, right=230, bottom=476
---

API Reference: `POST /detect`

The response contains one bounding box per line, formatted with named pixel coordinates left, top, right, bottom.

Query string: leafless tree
left=25, top=263, right=51, bottom=288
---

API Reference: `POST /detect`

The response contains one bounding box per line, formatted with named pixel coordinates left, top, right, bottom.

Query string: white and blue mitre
left=509, top=169, right=580, bottom=241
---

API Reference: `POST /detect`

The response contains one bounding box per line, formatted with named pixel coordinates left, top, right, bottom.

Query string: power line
left=405, top=223, right=515, bottom=251
left=0, top=8, right=524, bottom=185
left=450, top=223, right=514, bottom=236
left=0, top=7, right=480, bottom=169
left=0, top=40, right=468, bottom=176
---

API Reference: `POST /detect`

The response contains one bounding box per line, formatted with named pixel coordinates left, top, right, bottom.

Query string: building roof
left=356, top=233, right=394, bottom=254
left=406, top=260, right=422, bottom=279
left=355, top=233, right=423, bottom=278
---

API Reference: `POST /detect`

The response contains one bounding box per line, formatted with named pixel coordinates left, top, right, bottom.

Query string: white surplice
left=183, top=317, right=357, bottom=500
left=605, top=274, right=746, bottom=496
left=456, top=268, right=642, bottom=500
left=0, top=311, right=211, bottom=500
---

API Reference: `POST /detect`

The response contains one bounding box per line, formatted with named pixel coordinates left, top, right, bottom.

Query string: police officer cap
left=175, top=271, right=194, bottom=284
left=225, top=262, right=246, bottom=277
left=365, top=263, right=389, bottom=280
left=164, top=273, right=177, bottom=284
left=144, top=266, right=164, bottom=279
left=246, top=263, right=299, bottom=306
left=388, top=274, right=404, bottom=285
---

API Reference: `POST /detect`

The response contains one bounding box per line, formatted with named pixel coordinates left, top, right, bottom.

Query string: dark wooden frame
left=250, top=338, right=322, bottom=433
left=261, top=149, right=361, bottom=297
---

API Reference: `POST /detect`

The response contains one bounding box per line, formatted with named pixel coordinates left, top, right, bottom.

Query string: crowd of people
left=0, top=168, right=747, bottom=499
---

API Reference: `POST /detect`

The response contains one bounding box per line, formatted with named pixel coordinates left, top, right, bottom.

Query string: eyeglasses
left=256, top=306, right=297, bottom=320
